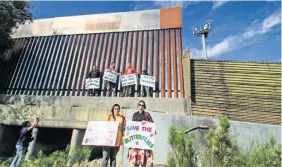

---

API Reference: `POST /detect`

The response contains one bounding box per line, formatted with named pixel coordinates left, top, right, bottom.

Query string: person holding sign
left=101, top=104, right=126, bottom=167
left=123, top=62, right=136, bottom=97
left=107, top=62, right=117, bottom=97
left=127, top=100, right=154, bottom=167
left=140, top=69, right=152, bottom=98
left=88, top=65, right=101, bottom=96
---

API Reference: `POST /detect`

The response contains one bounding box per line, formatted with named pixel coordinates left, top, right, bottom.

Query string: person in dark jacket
left=88, top=65, right=101, bottom=96
left=10, top=118, right=39, bottom=167
left=140, top=69, right=152, bottom=98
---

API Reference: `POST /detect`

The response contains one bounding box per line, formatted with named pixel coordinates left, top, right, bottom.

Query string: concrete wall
left=0, top=95, right=280, bottom=165
left=0, top=95, right=190, bottom=115
left=121, top=110, right=281, bottom=166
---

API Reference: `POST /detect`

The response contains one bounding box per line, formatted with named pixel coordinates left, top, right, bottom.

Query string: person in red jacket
left=107, top=62, right=117, bottom=97
left=123, top=62, right=137, bottom=97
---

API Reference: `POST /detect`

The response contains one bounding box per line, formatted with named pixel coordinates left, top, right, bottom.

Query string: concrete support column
left=25, top=128, right=39, bottom=160
left=70, top=129, right=85, bottom=151
left=68, top=129, right=85, bottom=167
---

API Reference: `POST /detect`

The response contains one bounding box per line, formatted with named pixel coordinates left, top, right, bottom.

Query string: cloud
left=212, top=1, right=228, bottom=10
left=132, top=3, right=153, bottom=11
left=153, top=0, right=190, bottom=8
left=191, top=10, right=281, bottom=59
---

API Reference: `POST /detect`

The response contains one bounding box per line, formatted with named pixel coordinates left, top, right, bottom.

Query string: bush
left=167, top=126, right=197, bottom=167
left=0, top=146, right=91, bottom=167
left=167, top=116, right=281, bottom=167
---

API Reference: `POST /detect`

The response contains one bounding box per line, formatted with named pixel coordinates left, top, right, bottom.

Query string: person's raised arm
left=27, top=119, right=38, bottom=131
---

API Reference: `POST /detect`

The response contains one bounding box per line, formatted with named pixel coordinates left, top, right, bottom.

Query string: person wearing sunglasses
left=101, top=104, right=126, bottom=167
left=127, top=100, right=154, bottom=167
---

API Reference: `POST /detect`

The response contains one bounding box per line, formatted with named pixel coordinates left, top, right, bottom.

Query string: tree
left=0, top=0, right=32, bottom=54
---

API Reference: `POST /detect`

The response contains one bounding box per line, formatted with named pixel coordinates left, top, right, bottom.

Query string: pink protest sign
left=82, top=121, right=119, bottom=146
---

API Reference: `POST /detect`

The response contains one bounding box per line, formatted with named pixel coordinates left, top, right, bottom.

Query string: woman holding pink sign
left=101, top=104, right=126, bottom=167
left=127, top=100, right=154, bottom=167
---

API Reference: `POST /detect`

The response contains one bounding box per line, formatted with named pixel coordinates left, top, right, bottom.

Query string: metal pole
left=201, top=34, right=207, bottom=59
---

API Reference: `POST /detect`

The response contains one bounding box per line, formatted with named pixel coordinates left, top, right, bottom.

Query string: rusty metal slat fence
left=190, top=60, right=281, bottom=125
left=0, top=29, right=185, bottom=98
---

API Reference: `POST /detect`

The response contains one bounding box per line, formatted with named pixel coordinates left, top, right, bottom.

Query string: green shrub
left=0, top=146, right=91, bottom=167
left=167, top=116, right=281, bottom=167
left=167, top=126, right=197, bottom=167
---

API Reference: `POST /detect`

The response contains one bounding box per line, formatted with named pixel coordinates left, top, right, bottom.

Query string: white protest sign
left=121, top=74, right=137, bottom=87
left=123, top=121, right=155, bottom=150
left=82, top=121, right=119, bottom=146
left=140, top=75, right=155, bottom=88
left=85, top=78, right=100, bottom=89
left=103, top=69, right=118, bottom=83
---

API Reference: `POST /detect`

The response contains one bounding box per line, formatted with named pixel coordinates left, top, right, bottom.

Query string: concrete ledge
left=0, top=94, right=191, bottom=114
left=0, top=104, right=121, bottom=129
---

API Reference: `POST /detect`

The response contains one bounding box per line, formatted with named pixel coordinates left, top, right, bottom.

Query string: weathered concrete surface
left=0, top=104, right=119, bottom=129
left=0, top=94, right=191, bottom=114
left=121, top=110, right=281, bottom=166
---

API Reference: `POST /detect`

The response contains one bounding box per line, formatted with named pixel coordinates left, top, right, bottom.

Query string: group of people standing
left=88, top=62, right=153, bottom=98
left=10, top=100, right=154, bottom=167
left=101, top=100, right=155, bottom=167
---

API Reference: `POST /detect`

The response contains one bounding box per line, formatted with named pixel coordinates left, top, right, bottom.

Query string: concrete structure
left=0, top=102, right=280, bottom=165
left=11, top=8, right=182, bottom=38
left=0, top=7, right=185, bottom=99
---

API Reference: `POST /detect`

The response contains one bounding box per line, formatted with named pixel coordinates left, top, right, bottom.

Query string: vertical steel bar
left=161, top=30, right=165, bottom=98
left=137, top=31, right=143, bottom=74
left=150, top=31, right=154, bottom=76
left=132, top=32, right=138, bottom=70
left=121, top=32, right=128, bottom=75
left=143, top=31, right=148, bottom=70
left=166, top=29, right=172, bottom=98
left=172, top=29, right=179, bottom=98
left=128, top=32, right=133, bottom=64
left=155, top=30, right=160, bottom=98
left=112, top=33, right=119, bottom=63
left=178, top=29, right=185, bottom=98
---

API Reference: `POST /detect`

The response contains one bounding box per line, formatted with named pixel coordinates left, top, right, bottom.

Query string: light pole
left=192, top=20, right=211, bottom=59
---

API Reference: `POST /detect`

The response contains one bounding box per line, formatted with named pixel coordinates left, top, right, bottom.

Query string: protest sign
left=121, top=74, right=137, bottom=87
left=103, top=69, right=118, bottom=83
left=85, top=78, right=100, bottom=89
left=140, top=75, right=155, bottom=88
left=82, top=121, right=119, bottom=146
left=123, top=121, right=155, bottom=150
